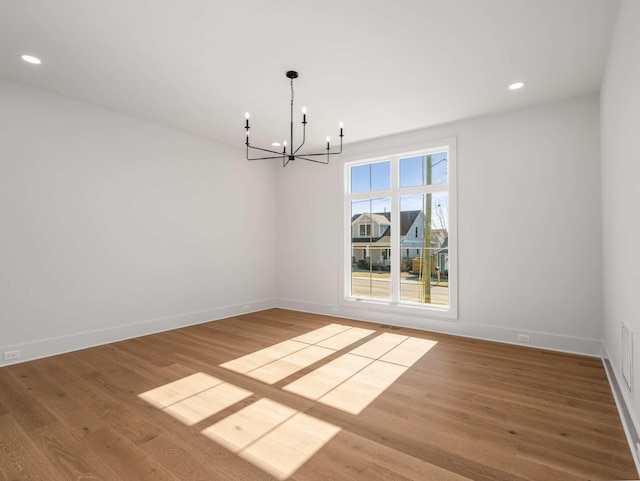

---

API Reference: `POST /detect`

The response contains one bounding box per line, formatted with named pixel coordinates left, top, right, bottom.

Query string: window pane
left=399, top=152, right=448, bottom=187
left=399, top=156, right=423, bottom=188
left=350, top=198, right=391, bottom=300
left=371, top=162, right=390, bottom=191
left=351, top=165, right=371, bottom=193
left=399, top=193, right=448, bottom=306
left=430, top=153, right=448, bottom=185
left=350, top=161, right=390, bottom=193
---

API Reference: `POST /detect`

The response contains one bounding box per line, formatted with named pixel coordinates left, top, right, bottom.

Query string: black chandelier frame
left=245, top=70, right=344, bottom=167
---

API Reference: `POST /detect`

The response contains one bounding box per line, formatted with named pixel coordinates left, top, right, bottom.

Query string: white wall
left=601, top=0, right=640, bottom=437
left=0, top=79, right=277, bottom=364
left=277, top=94, right=603, bottom=355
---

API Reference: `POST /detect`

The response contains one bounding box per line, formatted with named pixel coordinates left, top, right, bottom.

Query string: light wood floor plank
left=0, top=414, right=67, bottom=481
left=0, top=368, right=57, bottom=432
left=32, top=421, right=124, bottom=481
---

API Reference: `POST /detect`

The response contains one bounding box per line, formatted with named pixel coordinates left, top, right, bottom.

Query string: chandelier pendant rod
left=289, top=77, right=294, bottom=158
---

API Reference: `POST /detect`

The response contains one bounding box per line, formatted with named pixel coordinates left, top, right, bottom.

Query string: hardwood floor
left=0, top=308, right=637, bottom=480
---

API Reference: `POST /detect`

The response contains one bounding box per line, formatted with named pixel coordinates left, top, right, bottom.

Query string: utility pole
left=421, top=155, right=432, bottom=303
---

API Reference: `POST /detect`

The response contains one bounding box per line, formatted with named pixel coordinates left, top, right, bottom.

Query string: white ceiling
left=0, top=0, right=621, bottom=152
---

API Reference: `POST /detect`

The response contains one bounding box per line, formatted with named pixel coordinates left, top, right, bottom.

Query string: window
left=359, top=224, right=371, bottom=237
left=343, top=138, right=456, bottom=318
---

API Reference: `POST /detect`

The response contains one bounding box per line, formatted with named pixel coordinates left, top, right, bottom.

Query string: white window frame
left=341, top=137, right=458, bottom=320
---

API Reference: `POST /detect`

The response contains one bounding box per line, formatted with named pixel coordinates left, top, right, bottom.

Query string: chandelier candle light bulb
left=244, top=70, right=343, bottom=167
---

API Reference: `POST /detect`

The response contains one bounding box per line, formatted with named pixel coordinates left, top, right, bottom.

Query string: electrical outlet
left=3, top=350, right=21, bottom=361
left=517, top=334, right=531, bottom=343
left=331, top=307, right=339, bottom=315
left=242, top=305, right=250, bottom=312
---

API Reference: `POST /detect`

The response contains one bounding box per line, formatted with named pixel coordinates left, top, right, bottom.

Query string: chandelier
left=244, top=71, right=344, bottom=167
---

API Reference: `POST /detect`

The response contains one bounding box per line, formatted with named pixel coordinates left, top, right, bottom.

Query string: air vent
left=622, top=322, right=634, bottom=395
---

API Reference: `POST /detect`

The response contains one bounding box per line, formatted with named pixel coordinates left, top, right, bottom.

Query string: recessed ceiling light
left=272, top=142, right=281, bottom=147
left=509, top=82, right=524, bottom=90
left=20, top=54, right=42, bottom=65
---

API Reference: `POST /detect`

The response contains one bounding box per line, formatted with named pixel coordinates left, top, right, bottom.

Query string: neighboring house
left=351, top=212, right=392, bottom=268
left=352, top=210, right=448, bottom=274
left=435, top=236, right=449, bottom=274
left=400, top=211, right=425, bottom=258
left=351, top=213, right=390, bottom=239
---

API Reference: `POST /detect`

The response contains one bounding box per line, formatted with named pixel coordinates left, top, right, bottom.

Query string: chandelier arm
left=248, top=154, right=287, bottom=161
left=291, top=152, right=331, bottom=157
left=293, top=121, right=307, bottom=155
left=247, top=145, right=286, bottom=157
left=292, top=149, right=341, bottom=158
left=294, top=135, right=343, bottom=157
left=329, top=137, right=343, bottom=155
left=247, top=144, right=286, bottom=158
left=295, top=155, right=329, bottom=164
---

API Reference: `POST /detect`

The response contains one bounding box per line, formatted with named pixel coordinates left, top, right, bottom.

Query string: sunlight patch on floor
left=138, top=373, right=252, bottom=425
left=201, top=398, right=341, bottom=480
left=381, top=337, right=438, bottom=366
left=283, top=353, right=374, bottom=401
left=291, top=323, right=352, bottom=344
left=318, top=360, right=408, bottom=414
left=314, top=326, right=376, bottom=350
left=139, top=372, right=224, bottom=409
left=139, top=324, right=438, bottom=479
left=284, top=333, right=437, bottom=414
left=220, top=340, right=309, bottom=374
left=220, top=324, right=374, bottom=385
left=244, top=345, right=335, bottom=384
left=348, top=332, right=408, bottom=358
left=163, top=383, right=252, bottom=425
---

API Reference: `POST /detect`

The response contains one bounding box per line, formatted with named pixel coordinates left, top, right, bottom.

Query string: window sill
left=340, top=297, right=458, bottom=321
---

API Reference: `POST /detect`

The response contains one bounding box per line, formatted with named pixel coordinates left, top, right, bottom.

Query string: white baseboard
left=603, top=345, right=640, bottom=477
left=0, top=298, right=276, bottom=367
left=276, top=297, right=604, bottom=357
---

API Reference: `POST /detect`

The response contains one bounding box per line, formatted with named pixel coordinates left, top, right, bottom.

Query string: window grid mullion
left=390, top=156, right=399, bottom=304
